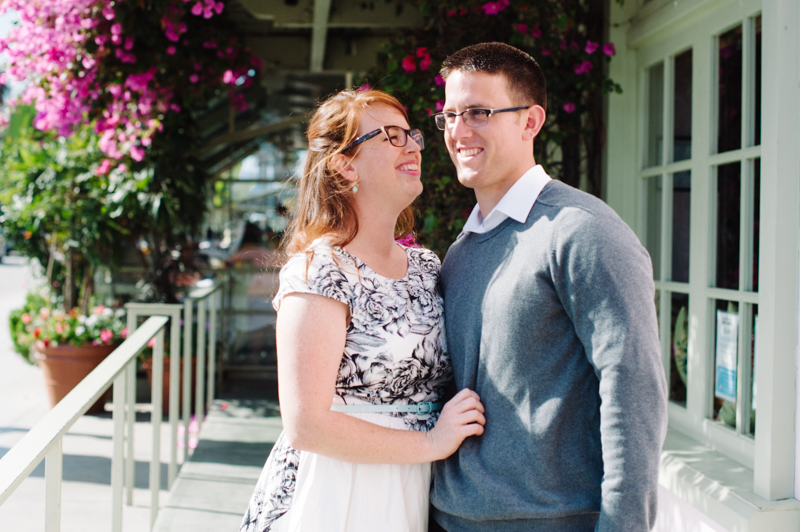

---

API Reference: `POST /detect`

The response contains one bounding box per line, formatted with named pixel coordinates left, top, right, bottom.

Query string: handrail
left=0, top=316, right=169, bottom=530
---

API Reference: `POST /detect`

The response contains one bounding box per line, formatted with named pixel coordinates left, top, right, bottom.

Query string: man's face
left=442, top=71, right=533, bottom=198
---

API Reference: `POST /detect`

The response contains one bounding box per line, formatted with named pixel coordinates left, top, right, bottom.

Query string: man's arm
left=551, top=206, right=668, bottom=532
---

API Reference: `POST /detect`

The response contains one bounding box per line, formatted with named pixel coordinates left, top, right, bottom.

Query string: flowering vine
left=0, top=0, right=261, bottom=164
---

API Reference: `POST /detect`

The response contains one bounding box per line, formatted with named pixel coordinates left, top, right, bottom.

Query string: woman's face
left=347, top=103, right=423, bottom=214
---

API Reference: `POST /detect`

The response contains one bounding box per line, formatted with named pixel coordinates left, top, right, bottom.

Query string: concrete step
left=152, top=399, right=282, bottom=532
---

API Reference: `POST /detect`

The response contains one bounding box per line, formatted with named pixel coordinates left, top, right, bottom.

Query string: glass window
left=671, top=171, right=691, bottom=283
left=718, top=25, right=743, bottom=153
left=713, top=299, right=739, bottom=429
left=752, top=159, right=760, bottom=291
left=716, top=162, right=741, bottom=290
left=673, top=50, right=692, bottom=161
left=645, top=176, right=662, bottom=279
left=669, top=293, right=689, bottom=405
left=647, top=63, right=664, bottom=167
left=753, top=16, right=762, bottom=146
left=749, top=304, right=758, bottom=436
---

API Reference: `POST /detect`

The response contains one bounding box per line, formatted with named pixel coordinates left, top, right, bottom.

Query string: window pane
left=646, top=176, right=662, bottom=279
left=754, top=16, right=762, bottom=146
left=750, top=304, right=758, bottom=436
left=648, top=63, right=664, bottom=167
left=713, top=299, right=739, bottom=429
left=716, top=162, right=741, bottom=290
left=752, top=158, right=760, bottom=291
left=669, top=292, right=689, bottom=406
left=718, top=25, right=743, bottom=153
left=671, top=171, right=691, bottom=283
left=673, top=50, right=692, bottom=161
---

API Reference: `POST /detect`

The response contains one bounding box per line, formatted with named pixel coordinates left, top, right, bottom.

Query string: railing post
left=207, top=290, right=218, bottom=407
left=150, top=327, right=164, bottom=527
left=125, top=311, right=137, bottom=506
left=111, top=368, right=126, bottom=532
left=195, top=299, right=207, bottom=426
left=168, top=310, right=181, bottom=487
left=182, top=299, right=194, bottom=457
left=44, top=440, right=62, bottom=532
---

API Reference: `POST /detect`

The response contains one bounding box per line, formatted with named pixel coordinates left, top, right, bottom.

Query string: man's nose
left=448, top=114, right=472, bottom=139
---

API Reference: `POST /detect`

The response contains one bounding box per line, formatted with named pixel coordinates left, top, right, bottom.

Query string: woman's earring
left=352, top=183, right=359, bottom=193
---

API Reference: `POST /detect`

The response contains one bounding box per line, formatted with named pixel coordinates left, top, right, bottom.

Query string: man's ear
left=522, top=105, right=546, bottom=141
left=331, top=153, right=358, bottom=183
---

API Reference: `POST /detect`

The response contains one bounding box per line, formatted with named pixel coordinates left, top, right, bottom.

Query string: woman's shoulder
left=404, top=245, right=441, bottom=275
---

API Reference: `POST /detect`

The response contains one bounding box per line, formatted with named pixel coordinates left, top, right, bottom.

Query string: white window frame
left=605, top=0, right=799, bottom=503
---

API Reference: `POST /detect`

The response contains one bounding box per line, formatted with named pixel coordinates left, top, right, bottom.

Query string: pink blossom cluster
left=0, top=0, right=247, bottom=165
left=481, top=0, right=509, bottom=15
left=401, top=47, right=432, bottom=73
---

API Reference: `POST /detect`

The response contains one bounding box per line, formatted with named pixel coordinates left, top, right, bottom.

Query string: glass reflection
left=648, top=63, right=664, bottom=167
left=716, top=162, right=741, bottom=290
left=646, top=176, right=662, bottom=279
left=752, top=159, right=760, bottom=292
left=713, top=299, right=739, bottom=429
left=671, top=172, right=691, bottom=283
left=718, top=25, right=743, bottom=153
left=669, top=292, right=689, bottom=406
left=749, top=304, right=758, bottom=436
left=673, top=50, right=692, bottom=161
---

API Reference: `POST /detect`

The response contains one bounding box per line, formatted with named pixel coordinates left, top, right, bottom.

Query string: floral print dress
left=239, top=240, right=451, bottom=532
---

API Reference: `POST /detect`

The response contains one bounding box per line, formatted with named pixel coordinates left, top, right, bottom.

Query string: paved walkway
left=153, top=399, right=281, bottom=531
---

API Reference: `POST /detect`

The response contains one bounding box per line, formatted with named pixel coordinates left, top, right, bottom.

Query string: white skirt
left=243, top=411, right=432, bottom=532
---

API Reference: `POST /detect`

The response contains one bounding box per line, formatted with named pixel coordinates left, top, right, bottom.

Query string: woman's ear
left=331, top=153, right=358, bottom=184
left=522, top=105, right=547, bottom=141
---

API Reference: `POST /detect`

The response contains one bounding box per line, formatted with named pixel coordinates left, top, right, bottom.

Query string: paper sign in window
left=715, top=310, right=739, bottom=403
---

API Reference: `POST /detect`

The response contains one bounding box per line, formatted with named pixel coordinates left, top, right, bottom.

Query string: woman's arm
left=277, top=292, right=484, bottom=464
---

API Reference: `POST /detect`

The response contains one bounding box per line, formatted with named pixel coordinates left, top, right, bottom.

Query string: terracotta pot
left=34, top=341, right=117, bottom=415
left=141, top=356, right=197, bottom=415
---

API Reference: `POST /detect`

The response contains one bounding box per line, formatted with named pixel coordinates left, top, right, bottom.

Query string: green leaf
left=556, top=14, right=568, bottom=31
left=6, top=105, right=36, bottom=139
left=387, top=59, right=398, bottom=73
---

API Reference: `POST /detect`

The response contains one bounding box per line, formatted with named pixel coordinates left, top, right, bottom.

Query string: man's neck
left=474, top=163, right=537, bottom=218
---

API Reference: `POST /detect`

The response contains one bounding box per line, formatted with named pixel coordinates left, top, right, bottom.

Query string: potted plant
left=10, top=291, right=127, bottom=414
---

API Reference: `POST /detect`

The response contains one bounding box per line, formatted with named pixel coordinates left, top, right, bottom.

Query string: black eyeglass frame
left=431, top=106, right=531, bottom=130
left=342, top=125, right=425, bottom=153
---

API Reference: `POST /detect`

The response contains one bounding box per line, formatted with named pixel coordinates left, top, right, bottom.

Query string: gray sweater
left=431, top=180, right=668, bottom=532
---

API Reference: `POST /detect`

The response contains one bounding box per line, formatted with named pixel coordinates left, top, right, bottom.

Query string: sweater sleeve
left=550, top=206, right=668, bottom=532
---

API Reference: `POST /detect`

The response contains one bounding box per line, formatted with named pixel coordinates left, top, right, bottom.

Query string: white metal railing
left=0, top=277, right=226, bottom=531
left=0, top=316, right=169, bottom=531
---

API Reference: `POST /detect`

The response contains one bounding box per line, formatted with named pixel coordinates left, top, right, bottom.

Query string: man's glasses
left=432, top=106, right=531, bottom=131
left=342, top=125, right=425, bottom=152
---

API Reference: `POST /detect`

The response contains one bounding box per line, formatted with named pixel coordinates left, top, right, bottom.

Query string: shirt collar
left=462, top=165, right=552, bottom=234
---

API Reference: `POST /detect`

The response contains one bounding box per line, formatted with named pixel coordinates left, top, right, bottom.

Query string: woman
left=239, top=89, right=485, bottom=532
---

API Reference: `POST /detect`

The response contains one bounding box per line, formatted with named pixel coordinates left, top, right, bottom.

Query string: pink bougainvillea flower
left=124, top=37, right=134, bottom=51
left=574, top=61, right=593, bottom=75
left=223, top=70, right=235, bottom=83
left=419, top=54, right=432, bottom=71
left=435, top=100, right=444, bottom=112
left=191, top=2, right=203, bottom=15
left=435, top=74, right=445, bottom=86
left=516, top=23, right=528, bottom=34
left=110, top=23, right=123, bottom=35
left=230, top=92, right=248, bottom=111
left=401, top=55, right=416, bottom=73
left=541, top=47, right=551, bottom=56
left=111, top=34, right=122, bottom=45
left=481, top=2, right=501, bottom=15
left=416, top=47, right=428, bottom=58
left=585, top=40, right=599, bottom=54
left=102, top=6, right=115, bottom=20
left=130, top=145, right=145, bottom=161
left=96, top=159, right=112, bottom=175
left=603, top=42, right=617, bottom=56
left=530, top=24, right=542, bottom=39
left=169, top=103, right=181, bottom=112
left=214, top=2, right=225, bottom=15
left=563, top=102, right=576, bottom=113
left=95, top=35, right=109, bottom=46
left=203, top=40, right=217, bottom=49
left=395, top=233, right=422, bottom=248
left=167, top=46, right=176, bottom=55
left=358, top=83, right=371, bottom=92
left=189, top=74, right=199, bottom=83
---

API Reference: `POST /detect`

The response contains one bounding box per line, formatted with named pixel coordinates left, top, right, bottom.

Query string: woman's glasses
left=343, top=125, right=425, bottom=152
left=432, top=106, right=531, bottom=130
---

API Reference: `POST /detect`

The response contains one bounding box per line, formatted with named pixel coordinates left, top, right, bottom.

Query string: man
left=430, top=42, right=668, bottom=532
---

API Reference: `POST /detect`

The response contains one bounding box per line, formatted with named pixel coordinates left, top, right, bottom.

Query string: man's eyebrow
left=441, top=103, right=487, bottom=113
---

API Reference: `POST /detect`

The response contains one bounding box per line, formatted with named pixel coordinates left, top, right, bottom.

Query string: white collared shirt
left=462, top=165, right=552, bottom=235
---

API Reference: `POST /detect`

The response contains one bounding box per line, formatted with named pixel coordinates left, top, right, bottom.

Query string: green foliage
left=360, top=0, right=618, bottom=255
left=8, top=288, right=48, bottom=363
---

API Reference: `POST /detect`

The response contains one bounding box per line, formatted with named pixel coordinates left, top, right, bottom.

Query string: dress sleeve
left=272, top=251, right=354, bottom=312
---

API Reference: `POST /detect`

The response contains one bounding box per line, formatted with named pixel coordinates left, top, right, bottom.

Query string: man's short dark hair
left=441, top=42, right=547, bottom=111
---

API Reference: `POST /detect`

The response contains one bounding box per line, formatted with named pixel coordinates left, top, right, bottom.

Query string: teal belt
left=331, top=401, right=443, bottom=415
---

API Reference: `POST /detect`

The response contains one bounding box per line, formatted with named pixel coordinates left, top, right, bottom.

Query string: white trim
left=754, top=0, right=799, bottom=501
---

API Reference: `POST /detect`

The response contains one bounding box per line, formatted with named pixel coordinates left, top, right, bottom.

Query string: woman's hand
left=426, top=388, right=486, bottom=460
